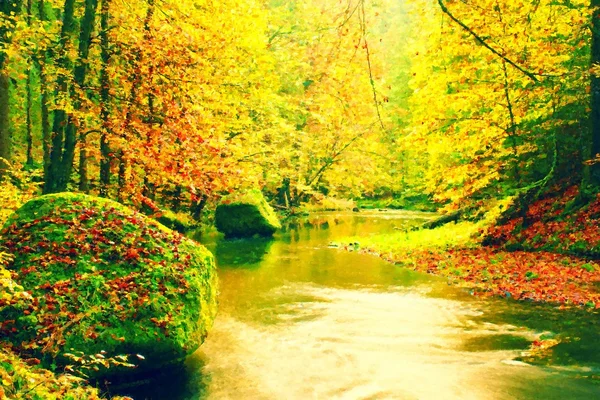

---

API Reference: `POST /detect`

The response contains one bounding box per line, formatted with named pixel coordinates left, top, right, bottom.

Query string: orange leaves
left=124, top=248, right=140, bottom=261
left=387, top=247, right=600, bottom=308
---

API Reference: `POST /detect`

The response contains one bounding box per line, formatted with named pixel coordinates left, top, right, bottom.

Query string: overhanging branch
left=437, top=0, right=540, bottom=83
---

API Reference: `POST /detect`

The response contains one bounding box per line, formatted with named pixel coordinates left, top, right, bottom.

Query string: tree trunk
left=191, top=194, right=208, bottom=221
left=45, top=0, right=98, bottom=193
left=38, top=1, right=51, bottom=178
left=0, top=68, right=9, bottom=173
left=44, top=0, right=77, bottom=193
left=26, top=67, right=34, bottom=167
left=78, top=133, right=89, bottom=192
left=277, top=177, right=291, bottom=207
left=0, top=1, right=23, bottom=174
left=118, top=152, right=126, bottom=202
left=116, top=0, right=154, bottom=198
left=25, top=0, right=34, bottom=167
left=590, top=0, right=600, bottom=187
left=172, top=185, right=183, bottom=211
left=99, top=0, right=112, bottom=197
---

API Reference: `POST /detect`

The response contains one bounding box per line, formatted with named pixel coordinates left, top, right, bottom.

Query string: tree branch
left=437, top=0, right=540, bottom=83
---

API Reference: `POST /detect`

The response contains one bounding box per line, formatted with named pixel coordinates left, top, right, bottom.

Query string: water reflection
left=210, top=237, right=275, bottom=267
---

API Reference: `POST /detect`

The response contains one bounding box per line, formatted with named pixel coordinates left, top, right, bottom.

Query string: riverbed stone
left=0, top=193, right=218, bottom=378
left=215, top=189, right=281, bottom=238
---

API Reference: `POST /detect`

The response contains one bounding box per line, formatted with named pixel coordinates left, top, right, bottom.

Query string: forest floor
left=345, top=186, right=600, bottom=309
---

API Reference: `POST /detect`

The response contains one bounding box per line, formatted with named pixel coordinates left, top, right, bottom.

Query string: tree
left=44, top=0, right=99, bottom=193
left=590, top=0, right=600, bottom=186
left=399, top=0, right=588, bottom=208
left=0, top=0, right=24, bottom=173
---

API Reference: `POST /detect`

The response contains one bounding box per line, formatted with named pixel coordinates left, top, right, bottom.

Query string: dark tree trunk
left=45, top=0, right=98, bottom=193
left=191, top=194, right=208, bottom=221
left=99, top=0, right=112, bottom=197
left=38, top=0, right=51, bottom=178
left=277, top=177, right=291, bottom=207
left=26, top=71, right=34, bottom=167
left=118, top=152, right=126, bottom=202
left=25, top=0, right=34, bottom=167
left=78, top=135, right=89, bottom=192
left=172, top=185, right=183, bottom=211
left=0, top=0, right=23, bottom=174
left=0, top=69, right=9, bottom=173
left=590, top=0, right=600, bottom=186
left=44, top=0, right=77, bottom=193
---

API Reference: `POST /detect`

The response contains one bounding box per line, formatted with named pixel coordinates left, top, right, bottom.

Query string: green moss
left=345, top=220, right=482, bottom=254
left=0, top=193, right=218, bottom=379
left=215, top=189, right=281, bottom=238
left=155, top=210, right=197, bottom=234
left=356, top=195, right=438, bottom=212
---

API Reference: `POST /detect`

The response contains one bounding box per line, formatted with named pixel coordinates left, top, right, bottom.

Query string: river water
left=123, top=211, right=600, bottom=400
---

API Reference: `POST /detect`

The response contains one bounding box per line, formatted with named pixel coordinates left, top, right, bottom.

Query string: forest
left=1, top=0, right=600, bottom=399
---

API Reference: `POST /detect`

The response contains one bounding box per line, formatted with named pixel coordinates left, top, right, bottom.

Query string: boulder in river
left=215, top=189, right=281, bottom=238
left=0, top=193, right=218, bottom=378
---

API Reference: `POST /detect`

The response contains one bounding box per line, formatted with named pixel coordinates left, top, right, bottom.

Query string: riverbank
left=0, top=342, right=123, bottom=400
left=344, top=189, right=600, bottom=309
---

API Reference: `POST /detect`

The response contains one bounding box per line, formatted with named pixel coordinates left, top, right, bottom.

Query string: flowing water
left=122, top=211, right=600, bottom=400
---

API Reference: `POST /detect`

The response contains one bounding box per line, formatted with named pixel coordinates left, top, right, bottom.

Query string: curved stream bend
left=123, top=211, right=600, bottom=400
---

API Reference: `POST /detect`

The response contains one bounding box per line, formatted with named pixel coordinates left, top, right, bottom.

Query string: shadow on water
left=460, top=334, right=532, bottom=352
left=472, top=299, right=600, bottom=368
left=101, top=357, right=209, bottom=400
left=210, top=236, right=275, bottom=268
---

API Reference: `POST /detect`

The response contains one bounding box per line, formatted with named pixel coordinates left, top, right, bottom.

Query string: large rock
left=0, top=193, right=218, bottom=378
left=215, top=189, right=281, bottom=238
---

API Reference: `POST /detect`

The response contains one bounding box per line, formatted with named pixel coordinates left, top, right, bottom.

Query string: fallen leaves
left=353, top=245, right=600, bottom=308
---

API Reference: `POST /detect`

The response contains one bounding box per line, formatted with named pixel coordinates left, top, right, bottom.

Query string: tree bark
left=78, top=134, right=89, bottom=192
left=0, top=69, right=10, bottom=173
left=99, top=0, right=112, bottom=197
left=45, top=0, right=98, bottom=193
left=38, top=0, right=51, bottom=178
left=0, top=0, right=23, bottom=174
left=25, top=0, right=34, bottom=167
left=191, top=194, right=208, bottom=221
left=589, top=0, right=600, bottom=186
left=44, top=0, right=77, bottom=193
left=118, top=152, right=126, bottom=202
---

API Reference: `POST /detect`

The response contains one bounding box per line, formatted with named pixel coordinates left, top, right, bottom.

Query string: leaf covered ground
left=346, top=189, right=600, bottom=308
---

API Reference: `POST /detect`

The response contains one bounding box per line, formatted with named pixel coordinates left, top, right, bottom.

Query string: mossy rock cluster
left=215, top=189, right=281, bottom=238
left=0, top=193, right=218, bottom=378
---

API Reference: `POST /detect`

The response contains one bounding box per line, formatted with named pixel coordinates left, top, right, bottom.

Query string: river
left=121, top=210, right=600, bottom=400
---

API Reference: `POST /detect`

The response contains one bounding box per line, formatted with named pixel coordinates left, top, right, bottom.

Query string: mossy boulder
left=215, top=189, right=281, bottom=238
left=0, top=193, right=218, bottom=378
